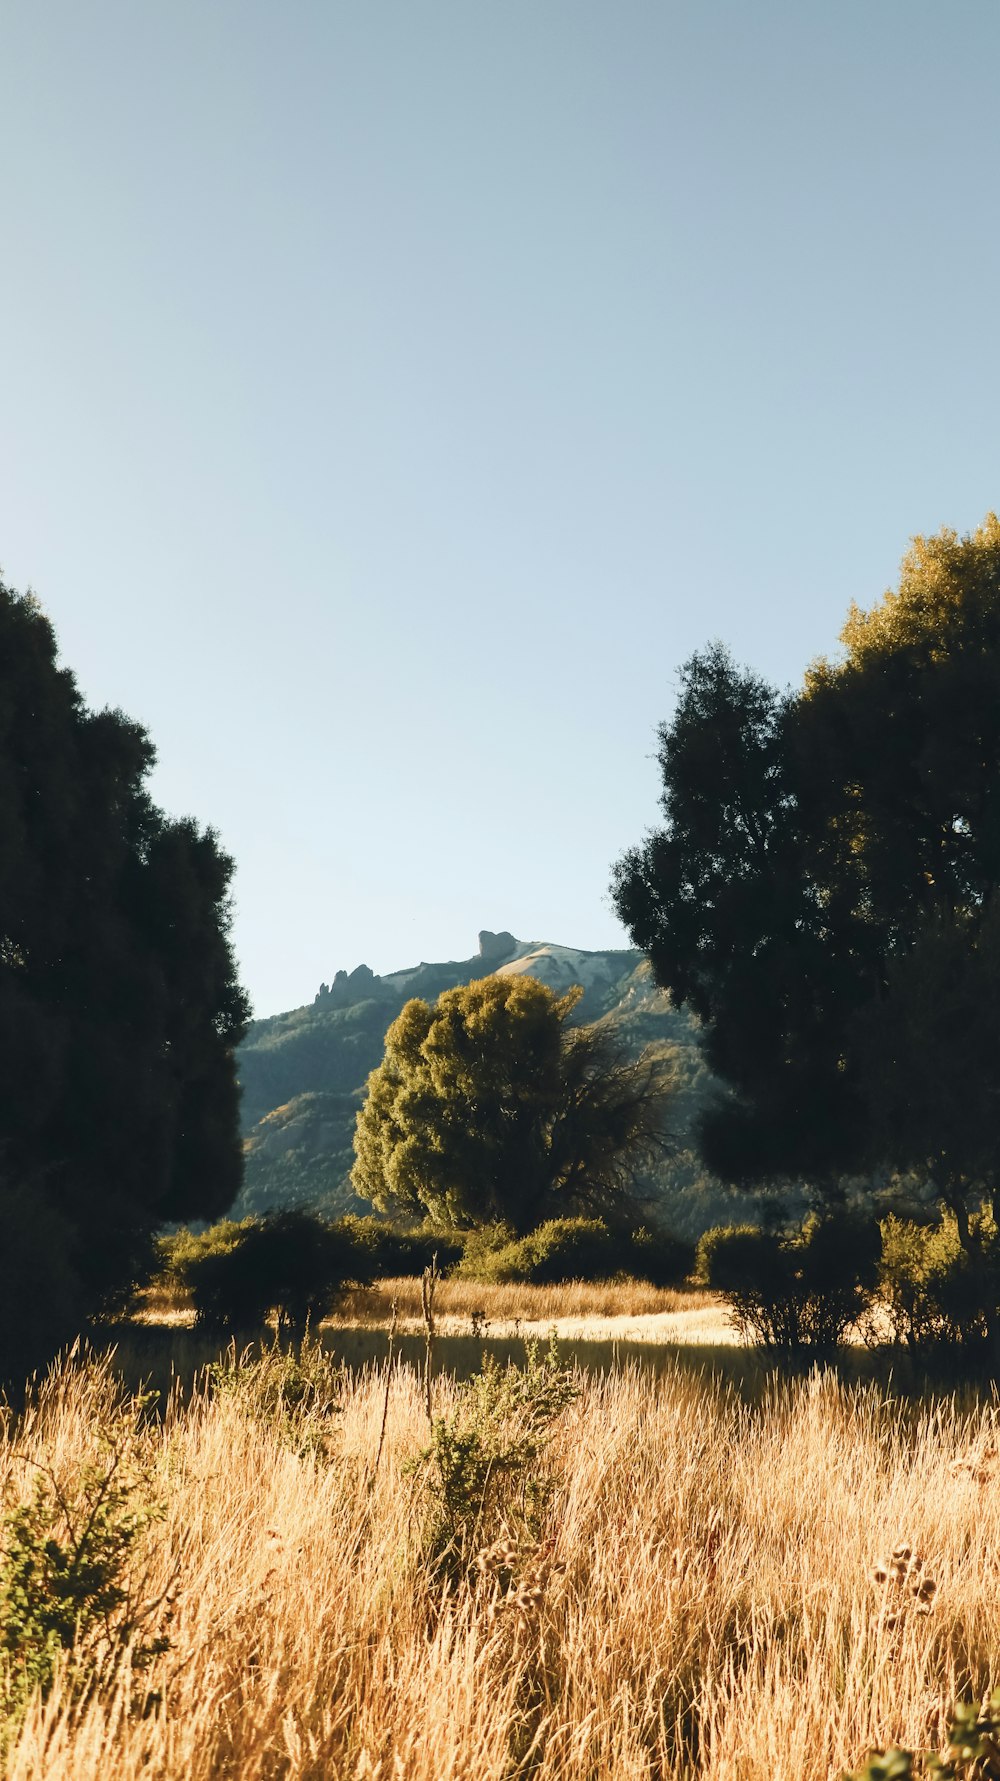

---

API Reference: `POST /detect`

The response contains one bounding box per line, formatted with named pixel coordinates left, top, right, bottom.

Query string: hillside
left=235, top=929, right=749, bottom=1234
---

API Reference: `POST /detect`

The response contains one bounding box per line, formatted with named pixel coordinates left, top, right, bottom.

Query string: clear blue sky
left=2, top=1, right=998, bottom=1016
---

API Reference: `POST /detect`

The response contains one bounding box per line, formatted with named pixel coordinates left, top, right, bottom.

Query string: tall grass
left=2, top=1348, right=999, bottom=1778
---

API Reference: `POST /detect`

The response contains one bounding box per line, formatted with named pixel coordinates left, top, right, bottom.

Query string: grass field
left=141, top=1276, right=719, bottom=1329
left=2, top=1336, right=999, bottom=1779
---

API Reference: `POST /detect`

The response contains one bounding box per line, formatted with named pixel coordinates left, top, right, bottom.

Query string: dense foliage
left=0, top=580, right=249, bottom=1371
left=698, top=1213, right=881, bottom=1349
left=183, top=1209, right=369, bottom=1333
left=612, top=518, right=1000, bottom=1240
left=351, top=974, right=671, bottom=1233
left=456, top=1217, right=693, bottom=1286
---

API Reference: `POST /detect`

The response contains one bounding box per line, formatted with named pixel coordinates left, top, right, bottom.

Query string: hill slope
left=235, top=929, right=745, bottom=1235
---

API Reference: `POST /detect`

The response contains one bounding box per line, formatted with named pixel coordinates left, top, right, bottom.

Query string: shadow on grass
left=96, top=1322, right=999, bottom=1409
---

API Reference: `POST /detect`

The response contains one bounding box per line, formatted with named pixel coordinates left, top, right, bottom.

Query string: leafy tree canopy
left=351, top=974, right=670, bottom=1234
left=0, top=577, right=250, bottom=1366
left=611, top=517, right=1000, bottom=1229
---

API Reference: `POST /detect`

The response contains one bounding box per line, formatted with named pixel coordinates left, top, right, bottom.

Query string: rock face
left=314, top=963, right=389, bottom=1010
left=478, top=929, right=517, bottom=965
left=235, top=929, right=747, bottom=1235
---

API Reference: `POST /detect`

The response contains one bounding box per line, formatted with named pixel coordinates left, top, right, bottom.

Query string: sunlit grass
left=337, top=1274, right=719, bottom=1328
left=3, top=1345, right=999, bottom=1777
left=138, top=1274, right=722, bottom=1338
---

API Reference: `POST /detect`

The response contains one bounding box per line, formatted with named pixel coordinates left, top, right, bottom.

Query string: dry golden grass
left=3, top=1347, right=999, bottom=1779
left=140, top=1277, right=718, bottom=1330
left=337, top=1275, right=718, bottom=1329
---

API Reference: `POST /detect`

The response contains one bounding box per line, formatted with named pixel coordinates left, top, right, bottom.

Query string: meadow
left=2, top=1305, right=998, bottom=1780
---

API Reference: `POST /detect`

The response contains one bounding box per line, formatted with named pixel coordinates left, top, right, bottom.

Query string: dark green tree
left=611, top=641, right=871, bottom=1186
left=612, top=517, right=1000, bottom=1238
left=0, top=577, right=250, bottom=1368
left=351, top=974, right=670, bottom=1233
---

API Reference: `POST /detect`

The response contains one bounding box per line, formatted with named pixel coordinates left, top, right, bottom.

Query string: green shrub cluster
left=844, top=1687, right=1000, bottom=1777
left=455, top=1217, right=693, bottom=1286
left=411, top=1334, right=578, bottom=1575
left=878, top=1211, right=1000, bottom=1353
left=208, top=1331, right=345, bottom=1461
left=699, top=1207, right=1000, bottom=1357
left=183, top=1209, right=368, bottom=1333
left=698, top=1212, right=881, bottom=1349
left=157, top=1219, right=254, bottom=1292
left=334, top=1215, right=464, bottom=1279
left=162, top=1211, right=692, bottom=1321
left=0, top=1387, right=168, bottom=1741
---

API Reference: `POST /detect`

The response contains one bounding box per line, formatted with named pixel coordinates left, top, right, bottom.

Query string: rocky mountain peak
left=477, top=929, right=518, bottom=965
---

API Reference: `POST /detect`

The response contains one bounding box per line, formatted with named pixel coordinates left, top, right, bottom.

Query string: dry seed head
left=475, top=1539, right=519, bottom=1575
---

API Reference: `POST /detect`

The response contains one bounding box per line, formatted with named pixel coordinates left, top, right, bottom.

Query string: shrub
left=628, top=1224, right=695, bottom=1286
left=0, top=1392, right=168, bottom=1738
left=457, top=1218, right=693, bottom=1286
left=694, top=1222, right=760, bottom=1286
left=877, top=1212, right=1000, bottom=1353
left=844, top=1687, right=1000, bottom=1777
left=452, top=1224, right=519, bottom=1280
left=187, top=1209, right=369, bottom=1332
left=411, top=1335, right=578, bottom=1574
left=795, top=1211, right=882, bottom=1348
left=333, top=1216, right=464, bottom=1279
left=208, top=1330, right=344, bottom=1461
left=701, top=1213, right=880, bottom=1349
left=157, top=1219, right=253, bottom=1292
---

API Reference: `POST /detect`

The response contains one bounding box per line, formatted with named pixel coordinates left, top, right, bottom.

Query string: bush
left=505, top=1219, right=619, bottom=1284
left=845, top=1687, right=1000, bottom=1777
left=333, top=1216, right=464, bottom=1279
left=701, top=1213, right=881, bottom=1349
left=878, top=1211, right=1000, bottom=1353
left=0, top=1383, right=168, bottom=1739
left=156, top=1219, right=253, bottom=1293
left=694, top=1222, right=762, bottom=1287
left=411, top=1335, right=578, bottom=1575
left=457, top=1218, right=693, bottom=1286
left=452, top=1224, right=519, bottom=1279
left=208, top=1330, right=344, bottom=1461
left=186, top=1209, right=369, bottom=1332
left=628, top=1224, right=695, bottom=1286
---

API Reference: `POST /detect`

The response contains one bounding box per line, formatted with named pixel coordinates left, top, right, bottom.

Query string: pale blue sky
left=2, top=1, right=998, bottom=1015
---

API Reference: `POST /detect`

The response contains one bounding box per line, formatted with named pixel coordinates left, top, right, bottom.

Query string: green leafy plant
left=456, top=1217, right=693, bottom=1286
left=186, top=1209, right=366, bottom=1333
left=845, top=1688, right=1000, bottom=1777
left=877, top=1213, right=1000, bottom=1354
left=410, top=1335, right=578, bottom=1575
left=208, top=1329, right=344, bottom=1461
left=0, top=1429, right=169, bottom=1736
left=334, top=1216, right=464, bottom=1279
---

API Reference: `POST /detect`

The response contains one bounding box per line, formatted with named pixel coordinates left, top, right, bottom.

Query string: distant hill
left=234, top=929, right=754, bottom=1236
